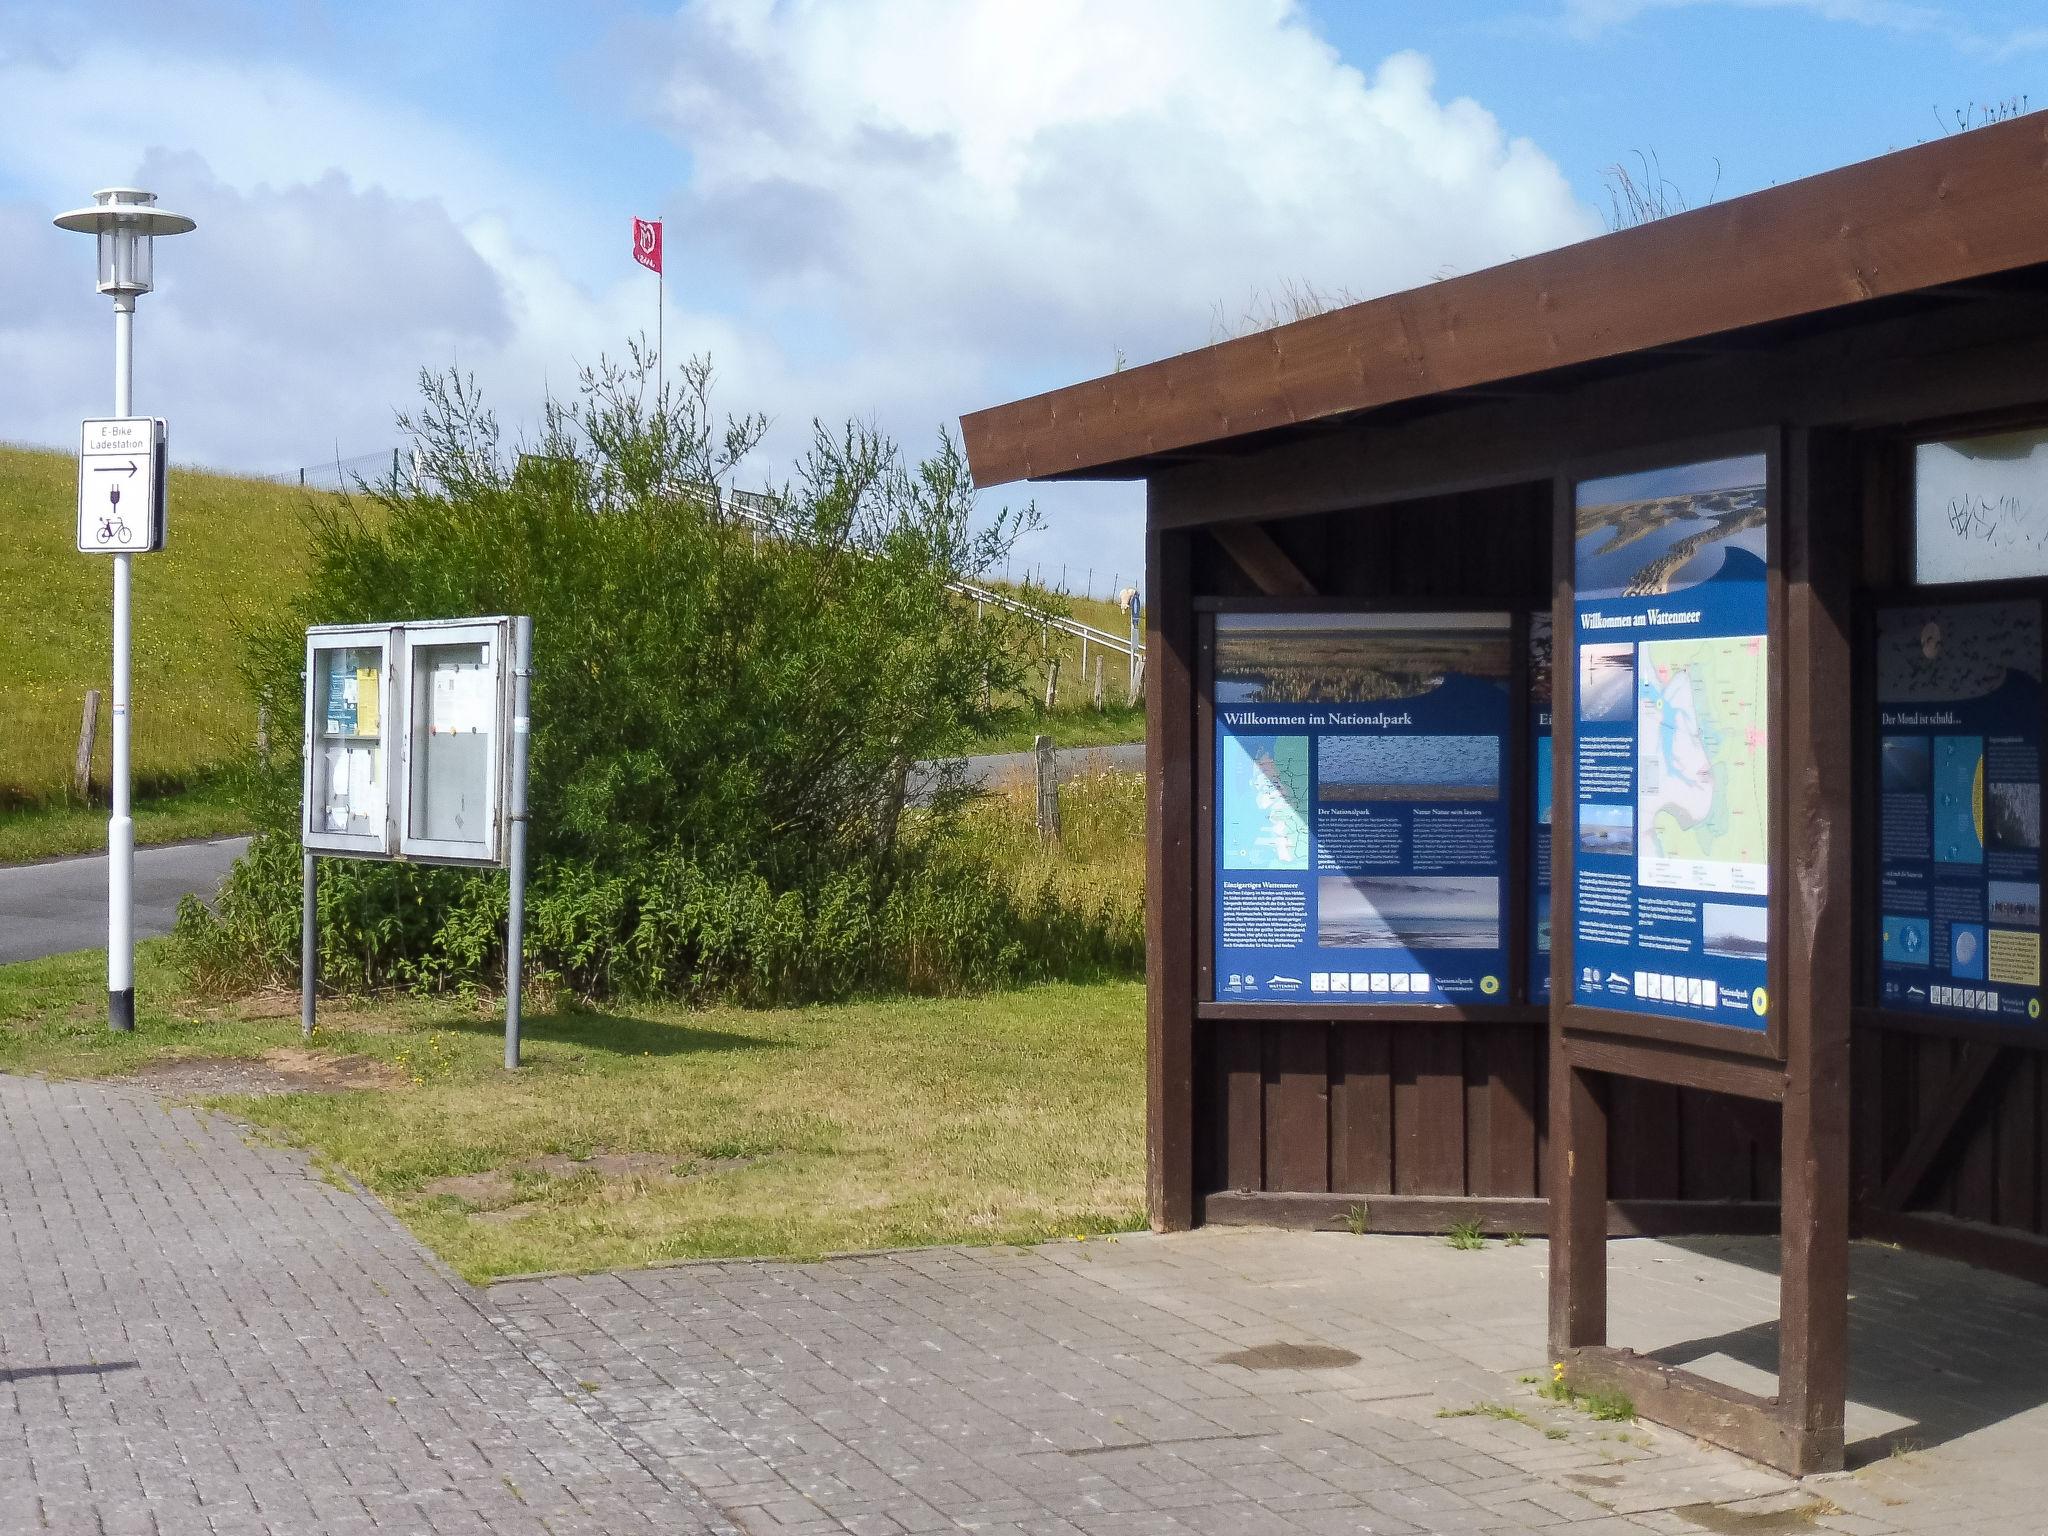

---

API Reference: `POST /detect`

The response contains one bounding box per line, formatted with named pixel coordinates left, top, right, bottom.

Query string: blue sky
left=2, top=0, right=2044, bottom=590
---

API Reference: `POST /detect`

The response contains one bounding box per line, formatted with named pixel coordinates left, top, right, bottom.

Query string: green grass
left=0, top=443, right=334, bottom=809
left=0, top=944, right=1147, bottom=1282
left=1436, top=1402, right=1570, bottom=1440
left=963, top=581, right=1146, bottom=754
left=0, top=773, right=255, bottom=863
left=1446, top=1217, right=1488, bottom=1250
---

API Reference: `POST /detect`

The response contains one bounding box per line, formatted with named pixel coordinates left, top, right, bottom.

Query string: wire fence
left=264, top=448, right=414, bottom=493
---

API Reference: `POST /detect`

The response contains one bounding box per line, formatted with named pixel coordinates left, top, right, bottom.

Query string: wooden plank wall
left=1191, top=481, right=1784, bottom=1210
left=1196, top=1020, right=1782, bottom=1203
left=1857, top=1025, right=2048, bottom=1235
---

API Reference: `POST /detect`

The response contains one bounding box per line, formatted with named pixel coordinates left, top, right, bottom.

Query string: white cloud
left=0, top=2, right=1601, bottom=585
left=630, top=0, right=1600, bottom=575
left=649, top=0, right=1597, bottom=368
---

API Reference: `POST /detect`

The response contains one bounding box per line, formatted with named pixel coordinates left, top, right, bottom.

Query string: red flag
left=632, top=217, right=663, bottom=276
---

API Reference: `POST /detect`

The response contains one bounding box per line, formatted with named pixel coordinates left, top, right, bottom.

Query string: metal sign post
left=54, top=188, right=195, bottom=1033
left=504, top=615, right=533, bottom=1069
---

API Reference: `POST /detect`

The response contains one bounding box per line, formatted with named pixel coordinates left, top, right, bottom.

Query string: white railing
left=709, top=483, right=1145, bottom=660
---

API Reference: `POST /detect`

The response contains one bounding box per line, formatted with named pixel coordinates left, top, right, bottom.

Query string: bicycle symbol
left=96, top=486, right=130, bottom=546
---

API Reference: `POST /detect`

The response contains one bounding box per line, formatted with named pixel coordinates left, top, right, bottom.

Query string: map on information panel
left=1221, top=733, right=1310, bottom=870
left=1637, top=635, right=1769, bottom=894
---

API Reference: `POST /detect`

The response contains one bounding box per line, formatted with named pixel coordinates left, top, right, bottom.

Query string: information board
left=1876, top=600, right=2043, bottom=1024
left=1212, top=612, right=1512, bottom=1005
left=1531, top=614, right=1554, bottom=1004
left=1570, top=453, right=1772, bottom=1030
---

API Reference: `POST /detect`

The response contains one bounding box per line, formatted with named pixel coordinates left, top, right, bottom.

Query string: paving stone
left=0, top=1075, right=728, bottom=1535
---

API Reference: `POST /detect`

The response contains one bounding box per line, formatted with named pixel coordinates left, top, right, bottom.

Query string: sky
left=2, top=0, right=2045, bottom=595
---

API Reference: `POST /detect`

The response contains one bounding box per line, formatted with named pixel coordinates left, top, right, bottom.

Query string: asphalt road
left=0, top=742, right=1146, bottom=967
left=0, top=836, right=249, bottom=966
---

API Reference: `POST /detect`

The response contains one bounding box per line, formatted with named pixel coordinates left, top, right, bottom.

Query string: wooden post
left=74, top=689, right=101, bottom=801
left=256, top=699, right=271, bottom=764
left=1081, top=632, right=1090, bottom=680
left=1093, top=656, right=1105, bottom=711
left=1043, top=657, right=1061, bottom=712
left=1128, top=655, right=1146, bottom=707
left=1144, top=522, right=1195, bottom=1230
left=1034, top=734, right=1060, bottom=842
left=1776, top=426, right=1854, bottom=1475
left=1549, top=1065, right=1610, bottom=1354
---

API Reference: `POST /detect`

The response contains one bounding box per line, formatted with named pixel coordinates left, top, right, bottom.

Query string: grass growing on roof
left=0, top=942, right=1146, bottom=1282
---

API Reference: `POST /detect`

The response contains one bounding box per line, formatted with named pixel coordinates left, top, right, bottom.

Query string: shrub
left=174, top=350, right=1143, bottom=1002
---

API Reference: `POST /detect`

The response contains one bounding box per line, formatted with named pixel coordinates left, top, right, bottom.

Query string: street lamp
left=53, top=188, right=196, bottom=1033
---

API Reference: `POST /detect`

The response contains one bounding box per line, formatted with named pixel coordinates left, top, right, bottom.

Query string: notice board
left=1211, top=611, right=1513, bottom=1005
left=1876, top=599, right=2043, bottom=1024
left=1569, top=453, right=1773, bottom=1031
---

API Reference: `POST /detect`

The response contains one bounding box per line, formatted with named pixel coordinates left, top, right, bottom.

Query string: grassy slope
left=0, top=443, right=326, bottom=807
left=0, top=944, right=1145, bottom=1280
left=966, top=583, right=1146, bottom=753
left=0, top=444, right=1139, bottom=824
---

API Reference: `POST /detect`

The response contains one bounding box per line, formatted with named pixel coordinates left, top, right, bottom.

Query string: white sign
left=77, top=417, right=166, bottom=553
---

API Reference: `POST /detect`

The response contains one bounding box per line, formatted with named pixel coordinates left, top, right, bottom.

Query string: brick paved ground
left=0, top=1074, right=728, bottom=1535
left=2, top=1067, right=2040, bottom=1533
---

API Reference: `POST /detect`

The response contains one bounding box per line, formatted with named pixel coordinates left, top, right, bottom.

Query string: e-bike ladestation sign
left=302, top=617, right=521, bottom=866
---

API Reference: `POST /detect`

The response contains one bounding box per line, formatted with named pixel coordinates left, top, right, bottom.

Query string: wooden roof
left=960, top=111, right=2048, bottom=488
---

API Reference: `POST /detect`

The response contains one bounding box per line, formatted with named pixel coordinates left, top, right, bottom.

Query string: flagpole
left=657, top=217, right=664, bottom=392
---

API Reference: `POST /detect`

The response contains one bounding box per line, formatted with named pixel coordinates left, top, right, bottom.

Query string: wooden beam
left=1144, top=522, right=1196, bottom=1231
left=961, top=111, right=2048, bottom=485
left=1207, top=521, right=1318, bottom=597
left=1873, top=1040, right=2005, bottom=1210
left=1560, top=1347, right=1819, bottom=1474
left=1564, top=1030, right=1787, bottom=1102
left=1197, top=1189, right=1780, bottom=1237
left=1549, top=1066, right=1609, bottom=1353
left=1775, top=425, right=1856, bottom=1477
left=1140, top=295, right=2048, bottom=534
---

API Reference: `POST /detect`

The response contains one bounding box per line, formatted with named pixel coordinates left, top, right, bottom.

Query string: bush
left=174, top=350, right=1143, bottom=1002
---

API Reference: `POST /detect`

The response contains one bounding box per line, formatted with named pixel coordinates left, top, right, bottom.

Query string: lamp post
left=53, top=188, right=196, bottom=1032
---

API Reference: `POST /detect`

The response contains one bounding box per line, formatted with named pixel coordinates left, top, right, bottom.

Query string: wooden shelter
left=960, top=113, right=2048, bottom=1475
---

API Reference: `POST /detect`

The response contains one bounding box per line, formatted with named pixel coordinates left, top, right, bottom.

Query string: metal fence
left=267, top=448, right=415, bottom=493
left=718, top=485, right=1145, bottom=659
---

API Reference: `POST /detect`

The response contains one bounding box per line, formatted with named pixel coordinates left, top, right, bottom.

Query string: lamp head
left=53, top=188, right=196, bottom=298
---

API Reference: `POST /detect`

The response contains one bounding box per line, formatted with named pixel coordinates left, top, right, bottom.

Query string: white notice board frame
left=398, top=617, right=510, bottom=867
left=301, top=615, right=515, bottom=867
left=301, top=622, right=403, bottom=858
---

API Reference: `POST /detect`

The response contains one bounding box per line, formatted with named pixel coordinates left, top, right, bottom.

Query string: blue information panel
left=1570, top=454, right=1771, bottom=1030
left=1531, top=613, right=1554, bottom=1004
left=1876, top=601, right=2043, bottom=1025
left=1212, top=612, right=1512, bottom=1005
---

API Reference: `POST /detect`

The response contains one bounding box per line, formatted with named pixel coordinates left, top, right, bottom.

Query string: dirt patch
left=1215, top=1342, right=1361, bottom=1371
left=116, top=1048, right=402, bottom=1099
left=420, top=1152, right=757, bottom=1211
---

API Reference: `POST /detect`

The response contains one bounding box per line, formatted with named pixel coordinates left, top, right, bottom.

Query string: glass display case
left=400, top=622, right=506, bottom=865
left=302, top=624, right=399, bottom=857
left=302, top=617, right=511, bottom=866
